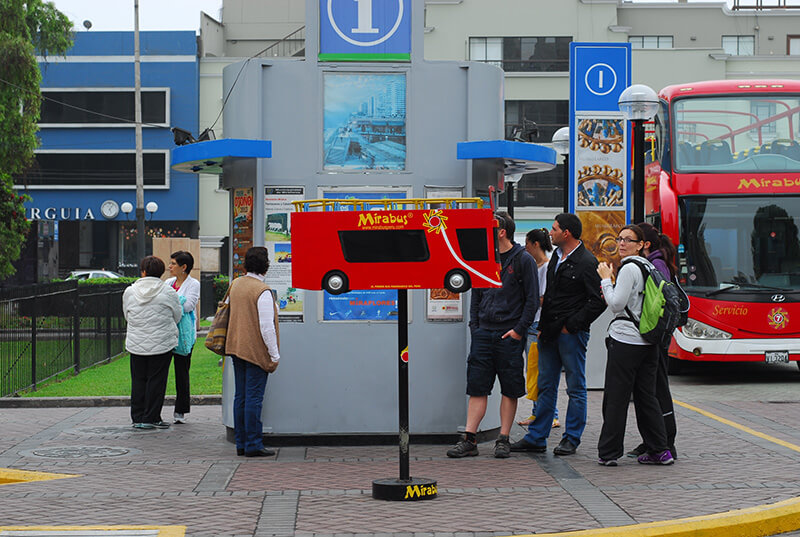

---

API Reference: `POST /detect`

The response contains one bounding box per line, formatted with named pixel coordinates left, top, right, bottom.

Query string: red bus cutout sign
left=291, top=198, right=502, bottom=294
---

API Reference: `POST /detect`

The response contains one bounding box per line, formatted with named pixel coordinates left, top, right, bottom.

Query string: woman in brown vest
left=225, top=247, right=280, bottom=457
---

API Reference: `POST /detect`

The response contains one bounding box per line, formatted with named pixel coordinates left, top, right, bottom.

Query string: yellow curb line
left=512, top=497, right=800, bottom=537
left=673, top=399, right=800, bottom=454
left=511, top=398, right=800, bottom=537
left=0, top=526, right=185, bottom=536
left=0, top=467, right=80, bottom=485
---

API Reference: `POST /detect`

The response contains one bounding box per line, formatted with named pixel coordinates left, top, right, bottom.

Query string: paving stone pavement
left=1, top=379, right=800, bottom=537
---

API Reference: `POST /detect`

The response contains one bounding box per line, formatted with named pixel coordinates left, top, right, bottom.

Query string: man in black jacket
left=511, top=213, right=605, bottom=456
left=447, top=211, right=539, bottom=459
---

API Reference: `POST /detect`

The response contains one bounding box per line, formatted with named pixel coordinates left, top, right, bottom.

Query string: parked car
left=67, top=270, right=123, bottom=280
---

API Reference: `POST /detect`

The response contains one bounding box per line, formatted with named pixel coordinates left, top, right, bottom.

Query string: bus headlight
left=682, top=318, right=732, bottom=340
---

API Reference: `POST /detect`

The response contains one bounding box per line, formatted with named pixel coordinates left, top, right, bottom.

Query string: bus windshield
left=673, top=95, right=800, bottom=173
left=679, top=196, right=800, bottom=291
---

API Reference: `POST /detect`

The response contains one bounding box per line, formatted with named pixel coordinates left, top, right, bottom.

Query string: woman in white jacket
left=123, top=255, right=182, bottom=429
left=165, top=251, right=200, bottom=424
left=596, top=225, right=672, bottom=467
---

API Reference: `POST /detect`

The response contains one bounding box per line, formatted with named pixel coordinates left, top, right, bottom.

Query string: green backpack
left=619, top=257, right=689, bottom=346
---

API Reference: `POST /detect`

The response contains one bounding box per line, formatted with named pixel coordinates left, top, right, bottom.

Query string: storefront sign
left=28, top=207, right=96, bottom=220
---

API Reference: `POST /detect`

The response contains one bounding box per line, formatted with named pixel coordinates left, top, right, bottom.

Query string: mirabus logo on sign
left=319, top=0, right=411, bottom=61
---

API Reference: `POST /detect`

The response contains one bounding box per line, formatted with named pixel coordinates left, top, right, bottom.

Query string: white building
left=197, top=0, right=800, bottom=237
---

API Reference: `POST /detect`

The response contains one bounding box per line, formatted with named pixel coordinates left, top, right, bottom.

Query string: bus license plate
left=765, top=351, right=789, bottom=364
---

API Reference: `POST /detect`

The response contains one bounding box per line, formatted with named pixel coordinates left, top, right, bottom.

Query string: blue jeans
left=523, top=330, right=589, bottom=447
left=232, top=356, right=269, bottom=453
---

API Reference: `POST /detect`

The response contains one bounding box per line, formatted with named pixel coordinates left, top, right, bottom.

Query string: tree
left=0, top=0, right=72, bottom=278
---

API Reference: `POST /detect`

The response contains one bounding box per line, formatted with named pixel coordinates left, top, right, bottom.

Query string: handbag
left=204, top=288, right=231, bottom=356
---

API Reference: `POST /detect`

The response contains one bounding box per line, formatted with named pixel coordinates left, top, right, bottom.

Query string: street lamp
left=552, top=127, right=570, bottom=213
left=504, top=173, right=523, bottom=219
left=618, top=84, right=659, bottom=224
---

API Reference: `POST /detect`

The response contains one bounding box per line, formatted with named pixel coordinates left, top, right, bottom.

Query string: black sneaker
left=509, top=438, right=547, bottom=453
left=626, top=443, right=647, bottom=458
left=494, top=434, right=511, bottom=459
left=553, top=438, right=577, bottom=456
left=446, top=435, right=478, bottom=458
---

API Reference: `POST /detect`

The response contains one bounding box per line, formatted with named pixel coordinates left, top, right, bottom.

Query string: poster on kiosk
left=569, top=42, right=632, bottom=388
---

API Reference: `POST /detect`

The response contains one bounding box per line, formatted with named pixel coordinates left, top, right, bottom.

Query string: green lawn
left=21, top=338, right=223, bottom=397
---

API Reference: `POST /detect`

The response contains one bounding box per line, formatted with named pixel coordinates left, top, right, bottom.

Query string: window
left=16, top=151, right=168, bottom=187
left=722, top=35, right=755, bottom=56
left=40, top=89, right=168, bottom=126
left=469, top=37, right=502, bottom=68
left=469, top=36, right=571, bottom=72
left=455, top=229, right=489, bottom=261
left=339, top=230, right=430, bottom=262
left=629, top=36, right=673, bottom=49
left=503, top=100, right=569, bottom=208
left=789, top=36, right=800, bottom=55
left=505, top=100, right=569, bottom=143
left=750, top=101, right=777, bottom=139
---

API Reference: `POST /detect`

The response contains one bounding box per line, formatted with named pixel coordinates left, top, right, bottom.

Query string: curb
left=517, top=496, right=800, bottom=537
left=0, top=395, right=221, bottom=408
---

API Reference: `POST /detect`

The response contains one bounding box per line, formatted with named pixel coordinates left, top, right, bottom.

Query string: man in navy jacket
left=447, top=211, right=539, bottom=459
left=511, top=213, right=605, bottom=456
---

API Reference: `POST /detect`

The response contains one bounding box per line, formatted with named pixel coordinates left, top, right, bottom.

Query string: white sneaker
left=173, top=412, right=186, bottom=424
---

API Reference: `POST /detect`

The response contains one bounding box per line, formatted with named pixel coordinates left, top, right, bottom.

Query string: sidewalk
left=1, top=387, right=800, bottom=537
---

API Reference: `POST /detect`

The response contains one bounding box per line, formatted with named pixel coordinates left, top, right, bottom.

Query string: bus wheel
left=444, top=269, right=470, bottom=294
left=323, top=270, right=349, bottom=295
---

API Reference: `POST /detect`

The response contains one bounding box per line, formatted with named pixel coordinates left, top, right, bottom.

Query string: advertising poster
left=574, top=116, right=627, bottom=266
left=425, top=189, right=464, bottom=321
left=231, top=187, right=254, bottom=279
left=323, top=73, right=407, bottom=171
left=265, top=187, right=305, bottom=322
left=321, top=190, right=407, bottom=321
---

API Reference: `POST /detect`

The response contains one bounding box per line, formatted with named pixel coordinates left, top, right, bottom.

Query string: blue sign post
left=569, top=42, right=631, bottom=219
left=319, top=0, right=411, bottom=61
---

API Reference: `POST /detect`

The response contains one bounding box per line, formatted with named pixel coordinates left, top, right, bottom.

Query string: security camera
left=171, top=127, right=196, bottom=146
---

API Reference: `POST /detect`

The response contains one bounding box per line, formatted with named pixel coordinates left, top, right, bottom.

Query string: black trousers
left=130, top=351, right=173, bottom=424
left=173, top=349, right=192, bottom=414
left=654, top=342, right=677, bottom=452
left=598, top=338, right=668, bottom=461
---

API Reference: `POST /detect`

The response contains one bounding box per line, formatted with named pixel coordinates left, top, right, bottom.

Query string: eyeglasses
left=615, top=237, right=641, bottom=244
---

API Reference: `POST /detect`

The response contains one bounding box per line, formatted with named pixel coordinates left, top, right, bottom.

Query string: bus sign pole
left=372, top=289, right=438, bottom=501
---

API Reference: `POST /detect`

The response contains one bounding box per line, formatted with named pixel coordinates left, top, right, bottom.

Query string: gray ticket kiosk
left=172, top=0, right=557, bottom=442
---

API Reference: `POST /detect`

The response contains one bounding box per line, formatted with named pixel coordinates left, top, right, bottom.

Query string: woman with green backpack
left=595, top=224, right=673, bottom=467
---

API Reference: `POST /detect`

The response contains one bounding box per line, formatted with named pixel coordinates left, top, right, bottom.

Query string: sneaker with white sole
left=637, top=449, right=674, bottom=465
left=174, top=412, right=186, bottom=424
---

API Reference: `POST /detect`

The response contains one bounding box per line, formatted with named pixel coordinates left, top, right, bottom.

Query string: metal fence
left=0, top=280, right=127, bottom=397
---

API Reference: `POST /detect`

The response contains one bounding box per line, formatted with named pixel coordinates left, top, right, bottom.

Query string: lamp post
left=618, top=84, right=659, bottom=224
left=552, top=127, right=570, bottom=213
left=504, top=173, right=523, bottom=219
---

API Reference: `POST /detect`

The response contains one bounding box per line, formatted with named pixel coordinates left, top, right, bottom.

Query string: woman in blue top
left=596, top=225, right=672, bottom=466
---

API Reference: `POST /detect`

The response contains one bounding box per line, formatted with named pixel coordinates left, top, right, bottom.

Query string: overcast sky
left=49, top=0, right=798, bottom=33
left=50, top=0, right=223, bottom=32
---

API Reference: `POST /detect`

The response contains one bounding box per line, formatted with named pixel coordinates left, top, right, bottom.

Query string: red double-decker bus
left=646, top=79, right=800, bottom=371
left=290, top=198, right=502, bottom=295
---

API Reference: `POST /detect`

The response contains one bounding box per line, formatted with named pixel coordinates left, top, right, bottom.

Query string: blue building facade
left=17, top=31, right=198, bottom=275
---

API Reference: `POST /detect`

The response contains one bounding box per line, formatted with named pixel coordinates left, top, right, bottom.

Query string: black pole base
left=372, top=477, right=438, bottom=501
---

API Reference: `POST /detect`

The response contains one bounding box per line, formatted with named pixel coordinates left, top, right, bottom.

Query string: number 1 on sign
left=352, top=0, right=379, bottom=34
left=598, top=70, right=604, bottom=89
